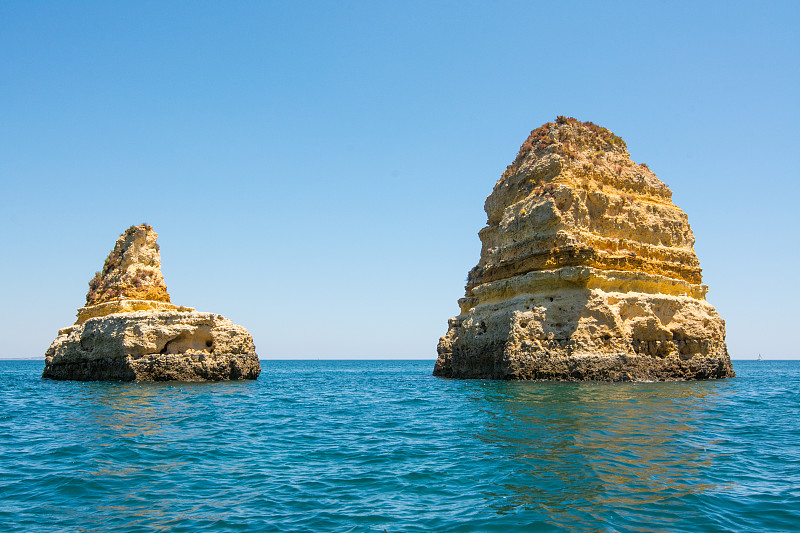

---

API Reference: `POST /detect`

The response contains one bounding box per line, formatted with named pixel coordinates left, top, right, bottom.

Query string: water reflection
left=467, top=379, right=734, bottom=530
left=54, top=380, right=261, bottom=531
left=68, top=380, right=258, bottom=440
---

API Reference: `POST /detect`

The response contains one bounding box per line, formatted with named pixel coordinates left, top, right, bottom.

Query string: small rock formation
left=43, top=224, right=260, bottom=381
left=434, top=117, right=734, bottom=381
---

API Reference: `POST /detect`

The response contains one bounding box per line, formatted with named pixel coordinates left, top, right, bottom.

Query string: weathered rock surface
left=434, top=117, right=734, bottom=381
left=43, top=224, right=260, bottom=381
left=44, top=311, right=259, bottom=381
left=85, top=224, right=172, bottom=306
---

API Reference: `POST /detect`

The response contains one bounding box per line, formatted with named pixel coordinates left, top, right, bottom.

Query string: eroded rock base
left=43, top=310, right=260, bottom=382
left=43, top=353, right=260, bottom=381
left=433, top=349, right=733, bottom=381
left=434, top=284, right=735, bottom=381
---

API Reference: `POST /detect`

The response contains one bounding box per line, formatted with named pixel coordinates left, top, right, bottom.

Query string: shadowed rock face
left=43, top=224, right=260, bottom=382
left=434, top=117, right=734, bottom=381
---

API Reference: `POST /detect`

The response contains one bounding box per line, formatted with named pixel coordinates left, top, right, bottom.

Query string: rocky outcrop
left=43, top=224, right=260, bottom=381
left=434, top=117, right=734, bottom=381
left=43, top=311, right=259, bottom=381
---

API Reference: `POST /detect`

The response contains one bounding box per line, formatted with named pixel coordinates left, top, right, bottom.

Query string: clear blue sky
left=1, top=1, right=798, bottom=359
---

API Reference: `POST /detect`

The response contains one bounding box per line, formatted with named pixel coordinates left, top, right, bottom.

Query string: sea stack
left=434, top=117, right=734, bottom=381
left=43, top=224, right=260, bottom=381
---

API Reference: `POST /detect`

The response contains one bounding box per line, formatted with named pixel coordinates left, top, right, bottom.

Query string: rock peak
left=86, top=223, right=171, bottom=306
left=488, top=117, right=672, bottom=226
left=507, top=117, right=627, bottom=170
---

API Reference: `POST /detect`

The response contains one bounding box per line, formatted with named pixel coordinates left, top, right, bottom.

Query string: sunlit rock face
left=434, top=117, right=734, bottom=381
left=75, top=223, right=185, bottom=323
left=43, top=224, right=260, bottom=381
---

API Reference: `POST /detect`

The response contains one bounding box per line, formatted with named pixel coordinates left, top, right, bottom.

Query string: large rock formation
left=434, top=117, right=734, bottom=381
left=43, top=224, right=260, bottom=381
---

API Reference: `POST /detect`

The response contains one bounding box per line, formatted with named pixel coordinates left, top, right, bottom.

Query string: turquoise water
left=1, top=360, right=798, bottom=532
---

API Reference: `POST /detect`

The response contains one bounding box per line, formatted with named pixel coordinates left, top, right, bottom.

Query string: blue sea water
left=0, top=360, right=798, bottom=532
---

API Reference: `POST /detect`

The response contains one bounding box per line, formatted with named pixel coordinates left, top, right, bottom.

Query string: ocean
left=0, top=359, right=798, bottom=532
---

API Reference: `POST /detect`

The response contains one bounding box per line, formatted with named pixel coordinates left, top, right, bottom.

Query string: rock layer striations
left=434, top=117, right=734, bottom=381
left=43, top=224, right=260, bottom=381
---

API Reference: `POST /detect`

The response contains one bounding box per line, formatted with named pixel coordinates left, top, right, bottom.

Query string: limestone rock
left=434, top=117, right=734, bottom=381
left=85, top=224, right=171, bottom=306
left=43, top=225, right=260, bottom=381
left=44, top=311, right=259, bottom=381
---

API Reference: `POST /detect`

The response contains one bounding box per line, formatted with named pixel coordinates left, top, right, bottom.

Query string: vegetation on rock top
left=503, top=116, right=628, bottom=179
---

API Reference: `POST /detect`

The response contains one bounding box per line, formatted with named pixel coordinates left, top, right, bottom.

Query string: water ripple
left=0, top=360, right=798, bottom=532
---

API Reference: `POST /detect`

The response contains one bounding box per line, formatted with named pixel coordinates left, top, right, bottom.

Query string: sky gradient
left=2, top=1, right=798, bottom=359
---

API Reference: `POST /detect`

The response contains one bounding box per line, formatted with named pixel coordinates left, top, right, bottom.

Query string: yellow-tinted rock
left=75, top=300, right=193, bottom=325
left=85, top=224, right=171, bottom=308
left=435, top=117, right=734, bottom=381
